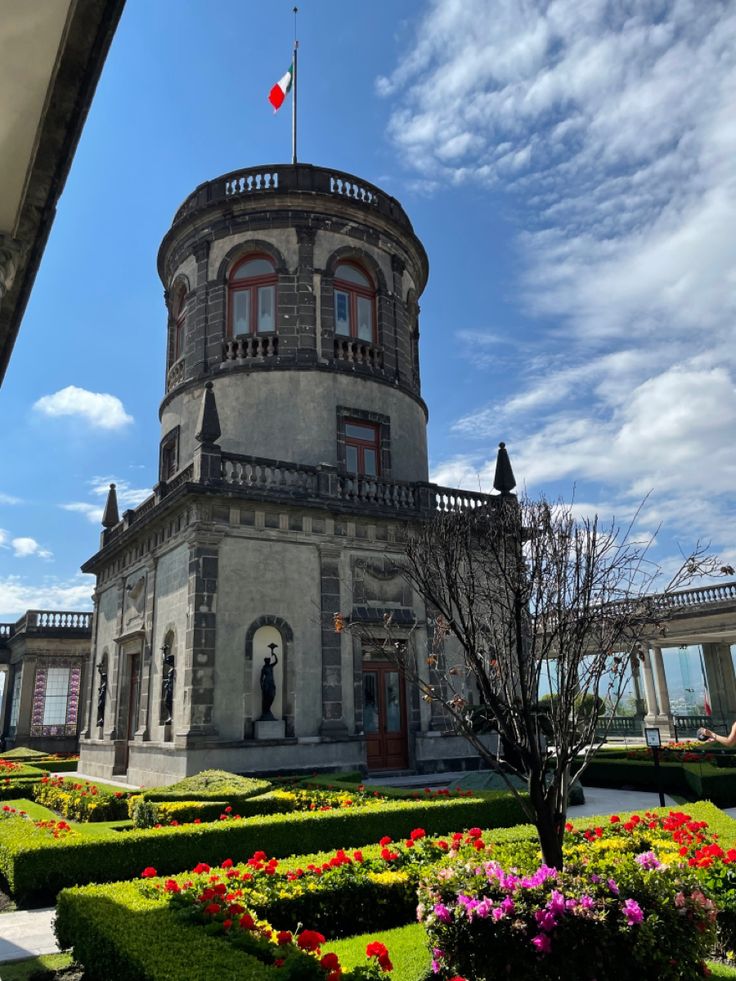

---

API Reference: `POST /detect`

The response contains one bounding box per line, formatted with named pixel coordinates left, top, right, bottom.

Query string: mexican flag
left=268, top=65, right=293, bottom=111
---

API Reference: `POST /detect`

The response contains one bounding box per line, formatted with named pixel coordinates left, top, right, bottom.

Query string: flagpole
left=292, top=6, right=298, bottom=165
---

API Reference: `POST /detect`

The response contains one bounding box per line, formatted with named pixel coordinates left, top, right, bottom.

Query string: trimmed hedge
left=0, top=791, right=525, bottom=904
left=139, top=770, right=271, bottom=804
left=55, top=882, right=282, bottom=981
left=129, top=792, right=296, bottom=828
left=581, top=755, right=736, bottom=806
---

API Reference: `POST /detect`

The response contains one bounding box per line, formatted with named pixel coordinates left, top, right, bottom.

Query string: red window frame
left=344, top=419, right=380, bottom=476
left=228, top=254, right=277, bottom=336
left=333, top=262, right=376, bottom=343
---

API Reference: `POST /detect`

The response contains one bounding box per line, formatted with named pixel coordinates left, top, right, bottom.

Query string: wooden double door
left=363, top=661, right=408, bottom=771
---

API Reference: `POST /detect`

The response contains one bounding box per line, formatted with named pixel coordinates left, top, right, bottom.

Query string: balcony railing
left=224, top=335, right=279, bottom=362
left=172, top=164, right=414, bottom=233
left=0, top=611, right=92, bottom=641
left=167, top=357, right=185, bottom=392
left=333, top=338, right=383, bottom=370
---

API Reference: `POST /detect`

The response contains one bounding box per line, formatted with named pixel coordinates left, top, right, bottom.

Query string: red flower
left=204, top=902, right=221, bottom=915
left=141, top=867, right=157, bottom=878
left=410, top=827, right=426, bottom=840
left=239, top=913, right=256, bottom=930
left=221, top=858, right=233, bottom=868
left=276, top=930, right=293, bottom=946
left=192, top=862, right=210, bottom=874
left=163, top=879, right=180, bottom=893
left=320, top=952, right=341, bottom=970
left=366, top=941, right=393, bottom=972
left=610, top=815, right=620, bottom=823
left=379, top=836, right=392, bottom=846
left=298, top=929, right=326, bottom=952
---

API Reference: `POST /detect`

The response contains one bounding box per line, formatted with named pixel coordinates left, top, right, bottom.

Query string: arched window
left=334, top=261, right=375, bottom=342
left=228, top=255, right=277, bottom=335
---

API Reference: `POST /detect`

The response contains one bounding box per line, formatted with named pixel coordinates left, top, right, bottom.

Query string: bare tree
left=345, top=450, right=732, bottom=869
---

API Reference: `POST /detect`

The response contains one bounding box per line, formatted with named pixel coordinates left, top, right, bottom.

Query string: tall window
left=172, top=288, right=187, bottom=361
left=229, top=255, right=276, bottom=335
left=42, top=667, right=70, bottom=725
left=8, top=672, right=21, bottom=733
left=334, top=262, right=375, bottom=342
left=345, top=420, right=380, bottom=476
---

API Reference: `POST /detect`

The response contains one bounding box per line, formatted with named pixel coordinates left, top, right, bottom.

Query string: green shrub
left=581, top=754, right=736, bottom=807
left=33, top=776, right=128, bottom=822
left=140, top=770, right=271, bottom=803
left=0, top=792, right=525, bottom=904
left=128, top=791, right=296, bottom=827
left=55, top=882, right=284, bottom=981
left=57, top=878, right=402, bottom=981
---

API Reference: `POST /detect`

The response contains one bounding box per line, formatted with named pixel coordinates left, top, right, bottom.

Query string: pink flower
left=622, top=898, right=644, bottom=925
left=531, top=933, right=552, bottom=954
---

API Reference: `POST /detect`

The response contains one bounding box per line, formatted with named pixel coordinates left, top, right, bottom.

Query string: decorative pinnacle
left=101, top=483, right=120, bottom=528
left=493, top=441, right=516, bottom=495
left=195, top=381, right=221, bottom=445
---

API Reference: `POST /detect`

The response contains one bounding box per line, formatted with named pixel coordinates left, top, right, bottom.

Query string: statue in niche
left=96, top=663, right=108, bottom=727
left=259, top=643, right=279, bottom=721
left=162, top=647, right=175, bottom=724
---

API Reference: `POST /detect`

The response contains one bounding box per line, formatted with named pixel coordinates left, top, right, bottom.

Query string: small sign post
left=644, top=726, right=666, bottom=807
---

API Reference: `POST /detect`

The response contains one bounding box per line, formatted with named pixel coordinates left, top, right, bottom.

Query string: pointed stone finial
left=101, top=483, right=120, bottom=528
left=195, top=381, right=221, bottom=444
left=493, top=442, right=516, bottom=495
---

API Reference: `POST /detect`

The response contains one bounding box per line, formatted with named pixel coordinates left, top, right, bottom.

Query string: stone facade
left=0, top=611, right=91, bottom=754
left=78, top=164, right=499, bottom=786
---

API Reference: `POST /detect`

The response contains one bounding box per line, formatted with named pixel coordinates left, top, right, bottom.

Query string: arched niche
left=244, top=616, right=294, bottom=739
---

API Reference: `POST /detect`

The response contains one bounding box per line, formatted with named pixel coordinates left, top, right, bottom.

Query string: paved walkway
left=1, top=782, right=733, bottom=964
left=0, top=906, right=57, bottom=962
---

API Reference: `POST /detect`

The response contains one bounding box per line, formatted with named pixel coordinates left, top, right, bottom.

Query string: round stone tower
left=157, top=164, right=429, bottom=486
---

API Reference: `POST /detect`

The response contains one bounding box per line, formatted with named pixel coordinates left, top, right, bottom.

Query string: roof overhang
left=0, top=0, right=125, bottom=385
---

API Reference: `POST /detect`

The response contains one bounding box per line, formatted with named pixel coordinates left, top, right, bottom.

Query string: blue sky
left=0, top=0, right=734, bottom=621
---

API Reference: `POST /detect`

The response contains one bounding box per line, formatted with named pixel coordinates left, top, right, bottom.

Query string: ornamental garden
left=4, top=746, right=736, bottom=979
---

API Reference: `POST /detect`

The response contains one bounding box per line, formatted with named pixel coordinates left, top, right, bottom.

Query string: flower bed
left=54, top=802, right=736, bottom=981
left=33, top=775, right=129, bottom=822
left=420, top=807, right=736, bottom=979
left=56, top=878, right=398, bottom=981
left=0, top=792, right=524, bottom=904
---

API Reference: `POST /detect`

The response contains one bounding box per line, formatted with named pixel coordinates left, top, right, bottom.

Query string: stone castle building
left=77, top=163, right=508, bottom=787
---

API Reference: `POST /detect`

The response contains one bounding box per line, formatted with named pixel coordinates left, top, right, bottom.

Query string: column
left=641, top=647, right=659, bottom=724
left=319, top=545, right=348, bottom=737
left=702, top=642, right=736, bottom=723
left=629, top=654, right=646, bottom=718
left=651, top=645, right=673, bottom=737
left=176, top=532, right=220, bottom=745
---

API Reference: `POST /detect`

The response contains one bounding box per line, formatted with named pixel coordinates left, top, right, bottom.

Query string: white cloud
left=0, top=575, right=94, bottom=620
left=0, top=493, right=21, bottom=505
left=387, top=1, right=736, bottom=558
left=61, top=503, right=104, bottom=524
left=89, top=476, right=150, bottom=509
left=11, top=537, right=53, bottom=560
left=33, top=386, right=133, bottom=430
left=61, top=476, right=151, bottom=525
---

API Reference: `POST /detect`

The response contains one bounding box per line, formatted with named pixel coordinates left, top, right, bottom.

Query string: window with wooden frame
left=344, top=420, right=380, bottom=477
left=228, top=255, right=277, bottom=335
left=333, top=261, right=375, bottom=342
